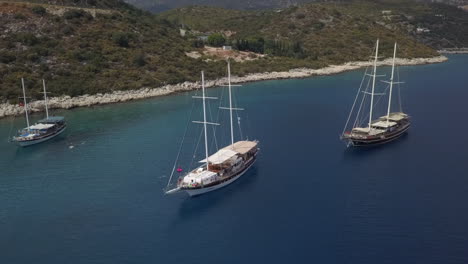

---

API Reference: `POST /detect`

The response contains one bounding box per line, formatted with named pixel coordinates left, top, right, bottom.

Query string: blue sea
left=1, top=55, right=468, bottom=264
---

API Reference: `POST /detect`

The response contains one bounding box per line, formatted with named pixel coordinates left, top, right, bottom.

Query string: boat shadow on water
left=342, top=132, right=410, bottom=158
left=173, top=166, right=260, bottom=222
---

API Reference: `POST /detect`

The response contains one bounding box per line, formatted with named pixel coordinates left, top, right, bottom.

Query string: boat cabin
left=380, top=112, right=408, bottom=122
left=182, top=169, right=218, bottom=188
left=38, top=116, right=65, bottom=125
left=224, top=141, right=258, bottom=161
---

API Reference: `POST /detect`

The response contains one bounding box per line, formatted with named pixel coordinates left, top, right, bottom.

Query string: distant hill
left=1, top=0, right=462, bottom=102
left=124, top=0, right=319, bottom=13
left=6, top=0, right=137, bottom=10
left=124, top=0, right=468, bottom=13
left=160, top=1, right=468, bottom=50
left=0, top=0, right=206, bottom=101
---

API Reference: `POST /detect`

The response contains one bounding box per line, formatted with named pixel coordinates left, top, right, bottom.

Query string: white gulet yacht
left=165, top=62, right=259, bottom=196
left=12, top=78, right=66, bottom=147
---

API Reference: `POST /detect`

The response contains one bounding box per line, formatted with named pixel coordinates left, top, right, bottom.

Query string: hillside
left=124, top=0, right=320, bottom=13
left=160, top=3, right=438, bottom=60
left=0, top=0, right=454, bottom=103
left=124, top=0, right=468, bottom=13
left=160, top=1, right=468, bottom=51
left=0, top=0, right=228, bottom=102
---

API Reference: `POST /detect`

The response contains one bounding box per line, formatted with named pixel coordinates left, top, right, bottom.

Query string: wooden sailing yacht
left=12, top=79, right=67, bottom=147
left=341, top=40, right=410, bottom=147
left=165, top=62, right=259, bottom=196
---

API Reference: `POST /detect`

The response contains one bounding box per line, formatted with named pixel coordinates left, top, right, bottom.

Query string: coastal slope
left=0, top=0, right=459, bottom=117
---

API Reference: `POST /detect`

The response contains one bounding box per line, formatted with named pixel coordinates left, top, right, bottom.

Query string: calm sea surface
left=1, top=55, right=468, bottom=264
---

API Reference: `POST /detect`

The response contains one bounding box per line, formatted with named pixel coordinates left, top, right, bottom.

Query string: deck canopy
left=372, top=120, right=397, bottom=128
left=28, top=123, right=54, bottom=130
left=379, top=112, right=408, bottom=122
left=199, top=149, right=238, bottom=165
left=38, top=116, right=65, bottom=123
left=223, top=140, right=257, bottom=154
left=352, top=127, right=370, bottom=133
left=351, top=126, right=386, bottom=135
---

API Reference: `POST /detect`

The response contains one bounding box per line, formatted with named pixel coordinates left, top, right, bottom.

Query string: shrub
left=207, top=33, right=226, bottom=47
left=191, top=39, right=205, bottom=48
left=296, top=13, right=306, bottom=19
left=0, top=51, right=16, bottom=63
left=31, top=6, right=46, bottom=16
left=112, top=32, right=130, bottom=47
left=62, top=25, right=74, bottom=35
left=15, top=33, right=39, bottom=46
left=26, top=53, right=40, bottom=62
left=133, top=53, right=146, bottom=67
left=64, top=9, right=92, bottom=21
left=14, top=13, right=26, bottom=20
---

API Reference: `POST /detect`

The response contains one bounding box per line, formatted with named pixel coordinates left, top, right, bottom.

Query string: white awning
left=387, top=112, right=408, bottom=121
left=352, top=127, right=370, bottom=133
left=28, top=123, right=54, bottom=130
left=199, top=149, right=238, bottom=164
left=223, top=140, right=258, bottom=154
left=372, top=120, right=397, bottom=128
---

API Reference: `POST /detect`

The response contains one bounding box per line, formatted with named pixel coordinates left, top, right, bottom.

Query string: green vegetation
left=0, top=1, right=204, bottom=101
left=207, top=33, right=226, bottom=47
left=31, top=5, right=46, bottom=15
left=2, top=0, right=467, bottom=102
left=160, top=4, right=439, bottom=61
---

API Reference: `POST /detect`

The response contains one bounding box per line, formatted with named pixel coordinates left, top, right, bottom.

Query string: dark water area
left=1, top=55, right=467, bottom=264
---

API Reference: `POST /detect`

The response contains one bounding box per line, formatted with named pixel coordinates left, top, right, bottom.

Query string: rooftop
left=199, top=149, right=238, bottom=165
left=28, top=123, right=55, bottom=130
left=38, top=116, right=65, bottom=123
left=372, top=120, right=397, bottom=128
left=223, top=140, right=258, bottom=155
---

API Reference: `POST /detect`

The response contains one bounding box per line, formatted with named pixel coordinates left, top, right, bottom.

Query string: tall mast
left=42, top=79, right=49, bottom=119
left=368, top=39, right=379, bottom=130
left=21, top=78, right=30, bottom=131
left=202, top=71, right=209, bottom=171
left=228, top=60, right=234, bottom=145
left=386, top=42, right=397, bottom=124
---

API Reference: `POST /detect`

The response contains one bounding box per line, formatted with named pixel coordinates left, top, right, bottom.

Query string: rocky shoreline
left=438, top=48, right=468, bottom=54
left=0, top=56, right=448, bottom=119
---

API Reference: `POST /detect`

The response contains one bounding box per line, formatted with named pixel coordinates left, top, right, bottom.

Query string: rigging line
left=397, top=66, right=403, bottom=112
left=207, top=90, right=219, bottom=152
left=353, top=51, right=376, bottom=129
left=211, top=83, right=226, bottom=151
left=359, top=84, right=390, bottom=125
left=189, top=125, right=204, bottom=174
left=232, top=84, right=243, bottom=141
left=165, top=97, right=197, bottom=189
left=8, top=115, right=16, bottom=142
left=342, top=64, right=370, bottom=135
left=219, top=82, right=229, bottom=145
left=354, top=67, right=373, bottom=128
left=244, top=113, right=252, bottom=141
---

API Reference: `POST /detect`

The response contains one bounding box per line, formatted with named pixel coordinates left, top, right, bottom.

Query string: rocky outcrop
left=0, top=56, right=448, bottom=119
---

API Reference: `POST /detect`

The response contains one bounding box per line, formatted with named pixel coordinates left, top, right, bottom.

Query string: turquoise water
left=1, top=55, right=468, bottom=264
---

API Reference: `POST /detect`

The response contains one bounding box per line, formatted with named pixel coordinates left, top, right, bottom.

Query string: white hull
left=185, top=158, right=256, bottom=197
left=17, top=127, right=66, bottom=147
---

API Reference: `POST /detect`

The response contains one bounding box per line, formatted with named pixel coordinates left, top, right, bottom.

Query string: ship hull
left=16, top=125, right=66, bottom=147
left=345, top=123, right=410, bottom=147
left=184, top=156, right=257, bottom=197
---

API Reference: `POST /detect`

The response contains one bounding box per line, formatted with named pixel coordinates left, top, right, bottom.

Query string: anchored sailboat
left=165, top=62, right=259, bottom=196
left=341, top=40, right=410, bottom=147
left=12, top=79, right=67, bottom=147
